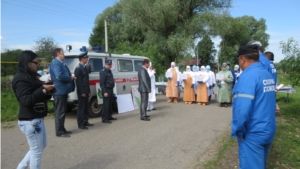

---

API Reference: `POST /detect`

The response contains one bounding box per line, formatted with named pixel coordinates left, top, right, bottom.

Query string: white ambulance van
left=45, top=51, right=149, bottom=117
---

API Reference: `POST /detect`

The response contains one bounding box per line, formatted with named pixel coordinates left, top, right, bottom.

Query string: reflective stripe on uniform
left=233, top=94, right=254, bottom=99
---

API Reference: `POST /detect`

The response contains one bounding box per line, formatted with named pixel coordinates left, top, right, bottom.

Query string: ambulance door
left=87, top=57, right=104, bottom=98
left=115, top=59, right=134, bottom=95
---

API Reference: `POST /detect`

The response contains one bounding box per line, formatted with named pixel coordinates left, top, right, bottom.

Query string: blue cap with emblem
left=78, top=51, right=88, bottom=58
left=105, top=59, right=112, bottom=65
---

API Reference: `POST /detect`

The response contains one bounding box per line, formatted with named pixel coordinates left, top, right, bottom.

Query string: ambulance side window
left=134, top=60, right=143, bottom=71
left=89, top=58, right=103, bottom=72
left=118, top=60, right=133, bottom=72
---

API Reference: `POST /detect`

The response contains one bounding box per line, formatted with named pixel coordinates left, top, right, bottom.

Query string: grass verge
left=1, top=88, right=54, bottom=122
left=267, top=73, right=300, bottom=168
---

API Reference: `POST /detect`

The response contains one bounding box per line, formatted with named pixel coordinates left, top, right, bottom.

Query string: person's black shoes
left=224, top=103, right=228, bottom=108
left=102, top=120, right=112, bottom=123
left=151, top=108, right=156, bottom=110
left=56, top=133, right=70, bottom=137
left=146, top=115, right=150, bottom=118
left=85, top=122, right=94, bottom=126
left=219, top=103, right=224, bottom=107
left=64, top=130, right=72, bottom=134
left=79, top=126, right=88, bottom=129
left=147, top=110, right=151, bottom=112
left=141, top=117, right=151, bottom=121
left=109, top=117, right=117, bottom=120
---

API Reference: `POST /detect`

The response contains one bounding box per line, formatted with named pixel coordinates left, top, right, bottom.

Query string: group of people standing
left=12, top=48, right=118, bottom=169
left=164, top=62, right=241, bottom=107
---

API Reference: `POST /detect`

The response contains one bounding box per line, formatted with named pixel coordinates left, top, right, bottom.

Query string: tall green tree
left=90, top=0, right=232, bottom=71
left=280, top=38, right=300, bottom=86
left=196, top=34, right=216, bottom=66
left=33, top=36, right=59, bottom=62
left=216, top=15, right=269, bottom=65
left=1, top=49, right=22, bottom=76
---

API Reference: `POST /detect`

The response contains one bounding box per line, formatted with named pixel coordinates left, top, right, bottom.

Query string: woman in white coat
left=147, top=63, right=156, bottom=111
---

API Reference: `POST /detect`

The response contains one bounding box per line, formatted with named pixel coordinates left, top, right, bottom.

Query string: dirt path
left=2, top=95, right=232, bottom=169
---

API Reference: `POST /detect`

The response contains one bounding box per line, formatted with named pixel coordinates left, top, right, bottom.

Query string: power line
left=2, top=1, right=94, bottom=22
left=10, top=0, right=94, bottom=21
left=35, top=0, right=100, bottom=18
left=3, top=27, right=91, bottom=41
left=3, top=22, right=93, bottom=35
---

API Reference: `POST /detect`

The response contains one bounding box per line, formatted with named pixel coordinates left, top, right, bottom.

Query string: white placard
left=131, top=85, right=141, bottom=110
left=196, top=75, right=203, bottom=82
left=181, top=73, right=187, bottom=80
left=216, top=74, right=225, bottom=80
left=165, top=72, right=173, bottom=78
left=117, top=94, right=135, bottom=114
left=96, top=83, right=103, bottom=104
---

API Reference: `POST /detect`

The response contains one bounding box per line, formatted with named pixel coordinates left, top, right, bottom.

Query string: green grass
left=202, top=136, right=236, bottom=169
left=1, top=88, right=55, bottom=122
left=267, top=73, right=300, bottom=168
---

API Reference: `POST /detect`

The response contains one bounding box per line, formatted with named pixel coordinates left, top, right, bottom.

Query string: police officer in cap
left=100, top=59, right=117, bottom=123
left=74, top=52, right=93, bottom=129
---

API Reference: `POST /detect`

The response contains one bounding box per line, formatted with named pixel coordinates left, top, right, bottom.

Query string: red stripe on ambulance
left=89, top=80, right=100, bottom=86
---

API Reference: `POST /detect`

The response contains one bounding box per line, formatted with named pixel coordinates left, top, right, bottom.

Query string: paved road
left=1, top=95, right=232, bottom=169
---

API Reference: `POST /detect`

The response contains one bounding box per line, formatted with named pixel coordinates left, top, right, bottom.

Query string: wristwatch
left=42, top=88, right=47, bottom=94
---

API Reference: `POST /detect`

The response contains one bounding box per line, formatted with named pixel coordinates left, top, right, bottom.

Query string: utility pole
left=196, top=45, right=198, bottom=67
left=104, top=20, right=108, bottom=52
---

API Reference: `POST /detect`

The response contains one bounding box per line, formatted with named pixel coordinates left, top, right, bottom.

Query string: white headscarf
left=200, top=66, right=206, bottom=72
left=171, top=62, right=175, bottom=66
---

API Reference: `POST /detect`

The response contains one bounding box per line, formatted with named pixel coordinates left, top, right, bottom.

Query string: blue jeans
left=17, top=118, right=47, bottom=169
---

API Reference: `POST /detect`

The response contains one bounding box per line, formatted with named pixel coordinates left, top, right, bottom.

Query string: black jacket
left=12, top=71, right=50, bottom=119
left=138, top=67, right=151, bottom=93
left=74, top=64, right=90, bottom=95
left=100, top=68, right=115, bottom=94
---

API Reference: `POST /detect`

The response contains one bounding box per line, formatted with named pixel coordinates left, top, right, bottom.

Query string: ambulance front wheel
left=89, top=96, right=102, bottom=117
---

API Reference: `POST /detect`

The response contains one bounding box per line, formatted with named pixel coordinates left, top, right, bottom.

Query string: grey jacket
left=138, top=67, right=151, bottom=93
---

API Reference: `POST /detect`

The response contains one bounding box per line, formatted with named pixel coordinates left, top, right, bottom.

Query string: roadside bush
left=1, top=76, right=12, bottom=90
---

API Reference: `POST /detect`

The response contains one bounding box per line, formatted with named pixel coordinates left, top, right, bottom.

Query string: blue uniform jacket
left=49, top=58, right=75, bottom=95
left=270, top=62, right=277, bottom=85
left=259, top=52, right=272, bottom=76
left=229, top=69, right=236, bottom=88
left=231, top=62, right=276, bottom=144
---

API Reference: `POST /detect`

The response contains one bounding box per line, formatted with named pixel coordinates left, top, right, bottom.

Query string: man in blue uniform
left=246, top=40, right=273, bottom=76
left=100, top=60, right=117, bottom=123
left=264, top=51, right=277, bottom=85
left=231, top=45, right=276, bottom=169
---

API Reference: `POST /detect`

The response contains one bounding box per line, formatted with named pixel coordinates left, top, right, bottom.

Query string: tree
left=216, top=15, right=269, bottom=65
left=196, top=34, right=216, bottom=66
left=280, top=38, right=300, bottom=86
left=1, top=49, right=22, bottom=76
left=90, top=0, right=232, bottom=71
left=33, top=36, right=59, bottom=62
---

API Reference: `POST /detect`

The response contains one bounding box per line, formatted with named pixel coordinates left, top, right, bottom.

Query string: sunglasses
left=31, top=61, right=39, bottom=65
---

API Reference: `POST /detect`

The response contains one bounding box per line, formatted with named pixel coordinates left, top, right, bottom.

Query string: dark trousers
left=140, top=92, right=149, bottom=118
left=102, top=89, right=113, bottom=121
left=77, top=94, right=89, bottom=127
left=53, top=95, right=67, bottom=135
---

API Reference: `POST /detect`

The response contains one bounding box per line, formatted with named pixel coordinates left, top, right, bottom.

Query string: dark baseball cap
left=105, top=59, right=112, bottom=65
left=237, top=45, right=259, bottom=57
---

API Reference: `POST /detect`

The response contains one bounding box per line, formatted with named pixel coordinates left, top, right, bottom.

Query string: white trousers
left=147, top=102, right=154, bottom=110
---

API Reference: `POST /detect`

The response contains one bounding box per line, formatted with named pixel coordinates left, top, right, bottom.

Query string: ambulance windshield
left=64, top=57, right=79, bottom=73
